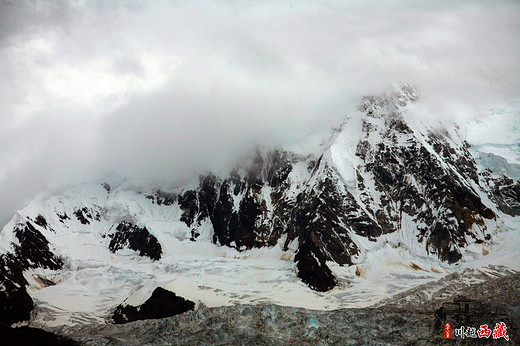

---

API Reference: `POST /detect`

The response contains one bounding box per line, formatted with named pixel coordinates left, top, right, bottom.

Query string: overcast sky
left=1, top=0, right=519, bottom=227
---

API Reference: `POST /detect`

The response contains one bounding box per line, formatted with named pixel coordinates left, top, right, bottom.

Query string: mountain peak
left=1, top=90, right=519, bottom=327
left=359, top=83, right=419, bottom=116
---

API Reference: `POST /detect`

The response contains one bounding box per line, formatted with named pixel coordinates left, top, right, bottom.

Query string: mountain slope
left=1, top=85, right=519, bottom=327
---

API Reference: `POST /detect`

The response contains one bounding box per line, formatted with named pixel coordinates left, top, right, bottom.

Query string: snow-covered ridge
left=466, top=100, right=520, bottom=165
left=1, top=85, right=519, bottom=327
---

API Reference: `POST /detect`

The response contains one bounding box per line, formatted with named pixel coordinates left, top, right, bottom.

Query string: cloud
left=1, top=0, right=519, bottom=226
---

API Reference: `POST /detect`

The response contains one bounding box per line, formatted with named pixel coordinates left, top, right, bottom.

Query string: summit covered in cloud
left=0, top=0, right=519, bottom=227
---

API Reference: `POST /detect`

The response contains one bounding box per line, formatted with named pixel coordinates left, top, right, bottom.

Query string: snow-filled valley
left=8, top=182, right=520, bottom=327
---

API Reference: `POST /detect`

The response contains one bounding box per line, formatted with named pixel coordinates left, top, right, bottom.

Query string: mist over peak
left=1, top=0, right=519, bottom=227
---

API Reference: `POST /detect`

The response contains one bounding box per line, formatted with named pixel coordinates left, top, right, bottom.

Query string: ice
left=2, top=94, right=519, bottom=328
left=9, top=178, right=516, bottom=328
left=466, top=100, right=520, bottom=164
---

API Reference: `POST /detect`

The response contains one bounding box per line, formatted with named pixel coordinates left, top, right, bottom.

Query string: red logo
left=444, top=323, right=452, bottom=339
left=492, top=322, right=509, bottom=341
left=477, top=324, right=492, bottom=338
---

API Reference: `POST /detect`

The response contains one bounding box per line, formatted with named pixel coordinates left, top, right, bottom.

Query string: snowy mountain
left=467, top=100, right=520, bottom=165
left=1, top=85, right=519, bottom=328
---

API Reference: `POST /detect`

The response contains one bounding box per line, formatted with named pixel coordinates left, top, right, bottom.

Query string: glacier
left=0, top=85, right=519, bottom=329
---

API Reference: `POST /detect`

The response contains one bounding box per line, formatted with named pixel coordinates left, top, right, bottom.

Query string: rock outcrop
left=0, top=220, right=63, bottom=325
left=0, top=85, right=517, bottom=328
left=109, top=222, right=163, bottom=261
left=113, top=287, right=195, bottom=324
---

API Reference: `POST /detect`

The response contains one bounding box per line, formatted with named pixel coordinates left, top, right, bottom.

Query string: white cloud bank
left=0, top=0, right=519, bottom=226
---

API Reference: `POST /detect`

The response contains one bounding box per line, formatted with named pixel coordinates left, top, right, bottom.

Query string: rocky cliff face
left=0, top=85, right=518, bottom=326
left=112, top=287, right=195, bottom=324
left=167, top=85, right=499, bottom=289
left=0, top=220, right=63, bottom=325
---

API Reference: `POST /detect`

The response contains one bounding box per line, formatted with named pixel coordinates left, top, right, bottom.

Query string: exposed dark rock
left=0, top=254, right=34, bottom=324
left=109, top=222, right=162, bottom=261
left=295, top=232, right=337, bottom=292
left=494, top=180, right=520, bottom=216
left=290, top=165, right=382, bottom=290
left=73, top=207, right=101, bottom=225
left=33, top=274, right=56, bottom=287
left=34, top=214, right=48, bottom=229
left=177, top=152, right=299, bottom=249
left=1, top=86, right=512, bottom=304
left=197, top=174, right=220, bottom=220
left=481, top=173, right=520, bottom=216
left=146, top=189, right=177, bottom=206
left=102, top=182, right=111, bottom=193
left=57, top=212, right=69, bottom=223
left=265, top=150, right=294, bottom=187
left=113, top=287, right=195, bottom=324
left=163, top=104, right=500, bottom=289
left=428, top=225, right=462, bottom=264
left=210, top=180, right=265, bottom=249
left=178, top=190, right=199, bottom=227
left=111, top=93, right=504, bottom=291
left=33, top=214, right=56, bottom=234
left=354, top=96, right=495, bottom=263
left=0, top=222, right=63, bottom=325
left=13, top=222, right=63, bottom=271
left=0, top=85, right=518, bottom=336
left=74, top=207, right=91, bottom=224
left=206, top=151, right=299, bottom=250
